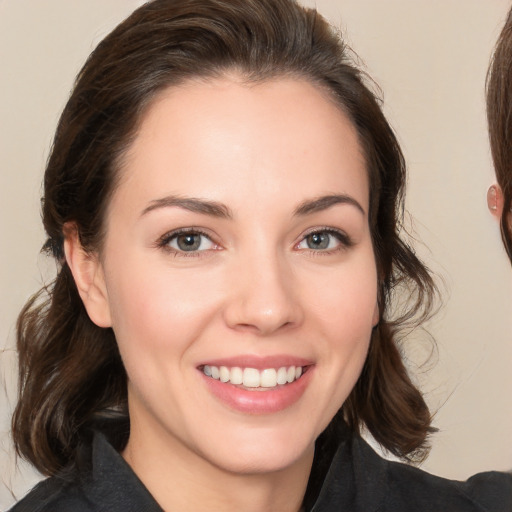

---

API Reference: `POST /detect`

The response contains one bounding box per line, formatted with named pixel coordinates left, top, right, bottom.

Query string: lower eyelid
left=296, top=229, right=352, bottom=249
left=158, top=229, right=217, bottom=251
left=169, top=239, right=211, bottom=252
left=158, top=228, right=353, bottom=255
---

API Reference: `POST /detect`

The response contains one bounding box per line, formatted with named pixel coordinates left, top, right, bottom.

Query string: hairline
left=94, top=68, right=371, bottom=253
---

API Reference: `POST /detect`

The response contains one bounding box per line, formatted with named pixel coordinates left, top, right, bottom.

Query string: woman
left=9, top=0, right=512, bottom=510
left=487, top=6, right=512, bottom=262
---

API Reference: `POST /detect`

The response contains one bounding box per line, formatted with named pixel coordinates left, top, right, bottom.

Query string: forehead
left=113, top=76, right=368, bottom=215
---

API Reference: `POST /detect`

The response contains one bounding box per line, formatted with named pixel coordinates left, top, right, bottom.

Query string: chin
left=195, top=426, right=317, bottom=476
left=212, top=449, right=312, bottom=476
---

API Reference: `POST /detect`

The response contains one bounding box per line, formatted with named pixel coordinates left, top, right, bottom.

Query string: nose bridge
left=224, top=244, right=302, bottom=334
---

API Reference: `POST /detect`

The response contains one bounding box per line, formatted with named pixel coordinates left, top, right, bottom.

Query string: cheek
left=307, top=256, right=377, bottom=377
left=311, top=260, right=377, bottom=333
left=104, top=260, right=223, bottom=361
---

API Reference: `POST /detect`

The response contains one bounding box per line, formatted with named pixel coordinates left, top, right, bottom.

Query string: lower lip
left=201, top=368, right=313, bottom=414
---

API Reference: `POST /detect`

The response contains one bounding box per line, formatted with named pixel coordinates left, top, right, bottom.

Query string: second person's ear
left=487, top=184, right=505, bottom=219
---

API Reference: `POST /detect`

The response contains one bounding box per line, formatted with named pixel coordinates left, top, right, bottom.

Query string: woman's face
left=91, top=77, right=378, bottom=474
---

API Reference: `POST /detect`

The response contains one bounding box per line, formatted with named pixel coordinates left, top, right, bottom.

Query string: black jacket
left=9, top=431, right=512, bottom=511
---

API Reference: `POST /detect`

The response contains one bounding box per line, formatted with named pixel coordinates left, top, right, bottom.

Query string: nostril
left=222, top=270, right=303, bottom=334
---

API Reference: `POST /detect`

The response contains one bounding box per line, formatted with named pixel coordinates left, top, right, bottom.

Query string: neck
left=123, top=417, right=313, bottom=512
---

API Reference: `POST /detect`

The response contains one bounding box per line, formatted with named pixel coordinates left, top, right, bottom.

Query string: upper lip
left=198, top=355, right=313, bottom=370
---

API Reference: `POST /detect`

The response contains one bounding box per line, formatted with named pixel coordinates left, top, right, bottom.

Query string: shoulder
left=313, top=433, right=512, bottom=512
left=383, top=455, right=512, bottom=511
left=357, top=436, right=512, bottom=512
left=8, top=475, right=94, bottom=512
left=9, top=431, right=163, bottom=512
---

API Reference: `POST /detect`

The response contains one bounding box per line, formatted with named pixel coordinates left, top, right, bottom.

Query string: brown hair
left=487, top=7, right=512, bottom=261
left=13, top=0, right=437, bottom=486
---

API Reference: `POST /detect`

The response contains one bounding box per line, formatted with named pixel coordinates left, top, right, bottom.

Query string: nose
left=223, top=252, right=304, bottom=336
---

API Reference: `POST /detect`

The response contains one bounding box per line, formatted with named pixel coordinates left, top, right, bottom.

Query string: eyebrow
left=141, top=195, right=233, bottom=219
left=293, top=194, right=365, bottom=217
left=141, top=193, right=364, bottom=219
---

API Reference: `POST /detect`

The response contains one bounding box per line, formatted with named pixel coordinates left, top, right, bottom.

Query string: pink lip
left=199, top=361, right=314, bottom=415
left=198, top=354, right=313, bottom=370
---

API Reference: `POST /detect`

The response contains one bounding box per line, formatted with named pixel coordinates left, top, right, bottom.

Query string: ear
left=487, top=184, right=504, bottom=220
left=63, top=223, right=112, bottom=328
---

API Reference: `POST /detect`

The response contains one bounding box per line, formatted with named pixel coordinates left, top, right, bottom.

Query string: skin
left=65, top=76, right=379, bottom=512
left=487, top=184, right=511, bottom=238
left=487, top=184, right=504, bottom=219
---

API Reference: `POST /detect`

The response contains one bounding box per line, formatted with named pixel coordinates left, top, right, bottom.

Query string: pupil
left=178, top=234, right=200, bottom=251
left=308, top=232, right=329, bottom=249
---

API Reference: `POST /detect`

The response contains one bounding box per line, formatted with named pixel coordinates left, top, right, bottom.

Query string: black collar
left=84, top=433, right=163, bottom=511
left=84, top=430, right=387, bottom=512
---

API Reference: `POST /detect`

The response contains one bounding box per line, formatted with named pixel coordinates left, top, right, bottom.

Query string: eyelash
left=157, top=228, right=219, bottom=258
left=296, top=227, right=354, bottom=255
left=156, top=227, right=353, bottom=257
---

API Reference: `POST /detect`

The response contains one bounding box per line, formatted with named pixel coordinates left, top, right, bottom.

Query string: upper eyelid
left=158, top=227, right=218, bottom=248
left=300, top=226, right=345, bottom=236
left=156, top=226, right=352, bottom=250
left=293, top=227, right=353, bottom=251
left=160, top=227, right=214, bottom=239
left=297, top=226, right=351, bottom=242
left=157, top=229, right=220, bottom=258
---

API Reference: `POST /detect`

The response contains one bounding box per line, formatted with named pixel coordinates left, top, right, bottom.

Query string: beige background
left=1, top=0, right=511, bottom=508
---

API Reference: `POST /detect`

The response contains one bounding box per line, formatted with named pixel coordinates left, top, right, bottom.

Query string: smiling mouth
left=201, top=365, right=305, bottom=390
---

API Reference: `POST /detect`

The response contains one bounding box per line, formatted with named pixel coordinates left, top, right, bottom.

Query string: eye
left=296, top=229, right=351, bottom=251
left=161, top=230, right=217, bottom=253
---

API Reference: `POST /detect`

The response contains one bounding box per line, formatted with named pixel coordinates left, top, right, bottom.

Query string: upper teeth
left=202, top=365, right=303, bottom=388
